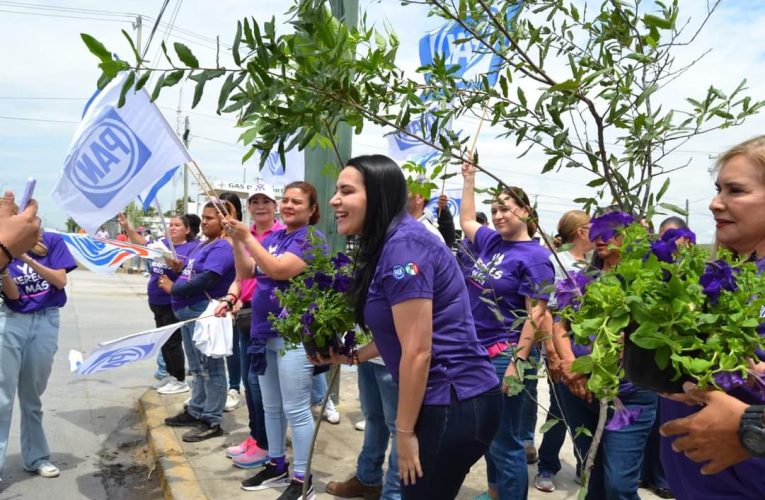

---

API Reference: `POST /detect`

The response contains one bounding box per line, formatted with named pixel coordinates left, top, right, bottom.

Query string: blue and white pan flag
left=419, top=3, right=523, bottom=89
left=258, top=146, right=305, bottom=195
left=52, top=72, right=192, bottom=234
left=425, top=188, right=462, bottom=218
left=59, top=232, right=162, bottom=275
left=70, top=321, right=184, bottom=375
left=387, top=107, right=450, bottom=162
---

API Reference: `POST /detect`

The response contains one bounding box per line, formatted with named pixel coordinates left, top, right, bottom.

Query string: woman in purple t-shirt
left=0, top=230, right=77, bottom=480
left=118, top=213, right=200, bottom=395
left=162, top=202, right=236, bottom=443
left=224, top=181, right=327, bottom=497
left=460, top=161, right=555, bottom=499
left=322, top=155, right=500, bottom=500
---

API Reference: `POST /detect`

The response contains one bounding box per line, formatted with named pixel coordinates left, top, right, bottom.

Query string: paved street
left=1, top=270, right=162, bottom=500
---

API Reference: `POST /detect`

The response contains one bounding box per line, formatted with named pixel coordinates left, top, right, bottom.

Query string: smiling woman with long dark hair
left=315, top=154, right=500, bottom=500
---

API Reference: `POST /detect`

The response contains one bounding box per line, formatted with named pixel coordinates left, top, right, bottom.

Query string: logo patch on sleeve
left=393, top=262, right=420, bottom=280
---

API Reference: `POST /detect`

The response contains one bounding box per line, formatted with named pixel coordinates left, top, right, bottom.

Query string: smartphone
left=18, top=177, right=36, bottom=210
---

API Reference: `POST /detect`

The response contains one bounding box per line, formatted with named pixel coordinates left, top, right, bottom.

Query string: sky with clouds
left=1, top=0, right=764, bottom=242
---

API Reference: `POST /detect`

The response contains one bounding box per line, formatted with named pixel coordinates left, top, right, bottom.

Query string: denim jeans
left=176, top=301, right=227, bottom=426
left=311, top=372, right=328, bottom=406
left=149, top=303, right=184, bottom=381
left=640, top=404, right=669, bottom=490
left=403, top=387, right=501, bottom=500
left=558, top=385, right=658, bottom=500
left=537, top=380, right=571, bottom=476
left=518, top=346, right=540, bottom=445
left=485, top=349, right=531, bottom=500
left=0, top=306, right=59, bottom=478
left=258, top=337, right=314, bottom=475
left=240, top=330, right=268, bottom=447
left=227, top=323, right=241, bottom=392
left=356, top=361, right=400, bottom=500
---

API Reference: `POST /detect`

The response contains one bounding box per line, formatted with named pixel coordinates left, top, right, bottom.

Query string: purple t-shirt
left=364, top=215, right=498, bottom=405
left=250, top=226, right=326, bottom=339
left=147, top=239, right=200, bottom=305
left=659, top=257, right=765, bottom=500
left=171, top=238, right=235, bottom=310
left=3, top=232, right=77, bottom=313
left=466, top=226, right=554, bottom=347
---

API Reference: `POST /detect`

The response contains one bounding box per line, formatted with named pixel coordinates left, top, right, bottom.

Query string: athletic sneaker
left=241, top=460, right=291, bottom=491
left=233, top=442, right=269, bottom=469
left=35, top=462, right=60, bottom=478
left=278, top=475, right=315, bottom=500
left=323, top=398, right=340, bottom=424
left=227, top=436, right=257, bottom=458
left=224, top=389, right=241, bottom=412
left=354, top=420, right=366, bottom=431
left=534, top=472, right=556, bottom=492
left=182, top=422, right=223, bottom=442
left=157, top=379, right=190, bottom=395
left=152, top=375, right=174, bottom=390
left=165, top=408, right=202, bottom=427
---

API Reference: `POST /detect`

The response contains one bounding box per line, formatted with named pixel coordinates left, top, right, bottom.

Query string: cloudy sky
left=1, top=0, right=763, bottom=242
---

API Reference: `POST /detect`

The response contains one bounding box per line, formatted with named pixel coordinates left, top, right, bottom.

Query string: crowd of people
left=0, top=135, right=764, bottom=499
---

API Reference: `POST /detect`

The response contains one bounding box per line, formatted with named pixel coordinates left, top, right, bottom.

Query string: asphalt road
left=1, top=270, right=162, bottom=500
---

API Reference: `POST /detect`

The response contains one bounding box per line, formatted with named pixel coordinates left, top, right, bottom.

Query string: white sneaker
left=152, top=375, right=174, bottom=390
left=224, top=389, right=241, bottom=412
left=323, top=398, right=340, bottom=424
left=183, top=397, right=191, bottom=408
left=354, top=420, right=366, bottom=431
left=157, top=379, right=190, bottom=395
left=36, top=462, right=60, bottom=478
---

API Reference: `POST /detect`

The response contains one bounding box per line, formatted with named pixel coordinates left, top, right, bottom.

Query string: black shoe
left=181, top=422, right=223, bottom=442
left=165, top=408, right=201, bottom=427
left=277, top=475, right=315, bottom=500
left=653, top=487, right=674, bottom=499
left=241, top=461, right=291, bottom=491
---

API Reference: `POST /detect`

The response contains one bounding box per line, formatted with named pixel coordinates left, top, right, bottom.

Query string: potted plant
left=558, top=213, right=765, bottom=402
left=269, top=227, right=360, bottom=357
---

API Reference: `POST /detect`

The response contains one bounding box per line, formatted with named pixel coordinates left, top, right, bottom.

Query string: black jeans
left=402, top=386, right=502, bottom=500
left=149, top=303, right=184, bottom=381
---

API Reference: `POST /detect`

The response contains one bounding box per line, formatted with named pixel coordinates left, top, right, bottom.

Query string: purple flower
left=332, top=252, right=352, bottom=269
left=300, top=311, right=315, bottom=327
left=605, top=397, right=642, bottom=431
left=714, top=371, right=746, bottom=391
left=650, top=228, right=697, bottom=263
left=315, top=272, right=333, bottom=290
left=588, top=211, right=635, bottom=242
left=277, top=307, right=289, bottom=319
left=555, top=271, right=592, bottom=310
left=332, top=274, right=352, bottom=293
left=341, top=330, right=357, bottom=355
left=270, top=288, right=278, bottom=303
left=699, top=260, right=738, bottom=305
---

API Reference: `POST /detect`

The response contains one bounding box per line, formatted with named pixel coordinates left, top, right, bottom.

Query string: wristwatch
left=739, top=405, right=765, bottom=457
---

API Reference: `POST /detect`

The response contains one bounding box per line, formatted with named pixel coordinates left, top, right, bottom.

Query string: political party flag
left=72, top=321, right=183, bottom=375
left=59, top=232, right=162, bottom=274
left=425, top=188, right=462, bottom=219
left=257, top=147, right=305, bottom=195
left=418, top=3, right=523, bottom=89
left=52, top=72, right=192, bottom=234
left=137, top=165, right=180, bottom=211
left=386, top=107, right=451, bottom=162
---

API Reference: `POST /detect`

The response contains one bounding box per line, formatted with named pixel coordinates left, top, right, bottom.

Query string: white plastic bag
left=192, top=300, right=233, bottom=358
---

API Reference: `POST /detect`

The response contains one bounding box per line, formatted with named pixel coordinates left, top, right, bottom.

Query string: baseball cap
left=248, top=181, right=276, bottom=203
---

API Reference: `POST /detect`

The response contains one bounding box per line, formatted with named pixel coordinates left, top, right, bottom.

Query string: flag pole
left=438, top=107, right=487, bottom=216
left=186, top=162, right=229, bottom=220
left=154, top=198, right=177, bottom=260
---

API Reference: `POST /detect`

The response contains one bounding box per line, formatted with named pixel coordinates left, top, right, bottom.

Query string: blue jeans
left=558, top=385, right=658, bottom=500
left=227, top=324, right=241, bottom=392
left=356, top=361, right=400, bottom=500
left=240, top=330, right=268, bottom=447
left=485, top=350, right=531, bottom=500
left=311, top=372, right=328, bottom=405
left=259, top=337, right=314, bottom=475
left=640, top=404, right=669, bottom=490
left=403, top=387, right=501, bottom=499
left=176, top=301, right=227, bottom=426
left=155, top=350, right=168, bottom=379
left=537, top=380, right=570, bottom=476
left=518, top=346, right=540, bottom=445
left=0, top=306, right=59, bottom=478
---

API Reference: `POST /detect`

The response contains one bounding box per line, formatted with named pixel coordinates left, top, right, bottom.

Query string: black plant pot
left=302, top=334, right=342, bottom=358
left=623, top=327, right=687, bottom=394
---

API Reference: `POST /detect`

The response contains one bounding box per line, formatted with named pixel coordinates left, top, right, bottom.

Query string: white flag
left=257, top=147, right=305, bottom=196
left=74, top=321, right=182, bottom=375
left=52, top=72, right=191, bottom=234
left=58, top=232, right=162, bottom=275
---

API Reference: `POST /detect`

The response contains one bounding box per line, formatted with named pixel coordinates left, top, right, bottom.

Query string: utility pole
left=133, top=15, right=143, bottom=56
left=183, top=116, right=190, bottom=213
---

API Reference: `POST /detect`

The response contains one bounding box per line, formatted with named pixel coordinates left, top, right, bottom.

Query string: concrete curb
left=137, top=389, right=207, bottom=500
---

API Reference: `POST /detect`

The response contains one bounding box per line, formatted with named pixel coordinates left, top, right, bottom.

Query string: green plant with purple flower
left=559, top=213, right=765, bottom=402
left=269, top=227, right=362, bottom=353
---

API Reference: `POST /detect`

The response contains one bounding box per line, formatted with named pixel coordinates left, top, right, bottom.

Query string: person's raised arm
left=460, top=162, right=481, bottom=243
left=0, top=191, right=40, bottom=267
left=392, top=298, right=432, bottom=486
left=116, top=212, right=146, bottom=245
left=226, top=218, right=307, bottom=281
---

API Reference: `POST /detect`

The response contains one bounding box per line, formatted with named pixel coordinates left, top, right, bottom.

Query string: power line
left=0, top=114, right=78, bottom=124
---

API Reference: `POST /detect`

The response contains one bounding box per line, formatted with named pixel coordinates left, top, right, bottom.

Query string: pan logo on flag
left=80, top=344, right=154, bottom=375
left=392, top=111, right=438, bottom=152
left=65, top=108, right=151, bottom=208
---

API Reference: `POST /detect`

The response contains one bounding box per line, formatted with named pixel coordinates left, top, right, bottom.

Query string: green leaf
left=174, top=42, right=199, bottom=69
left=232, top=21, right=242, bottom=66
left=643, top=14, right=673, bottom=30
left=117, top=71, right=135, bottom=108
left=121, top=29, right=142, bottom=65
left=135, top=71, right=151, bottom=91
left=81, top=33, right=111, bottom=63
left=539, top=418, right=560, bottom=434
left=571, top=355, right=593, bottom=374
left=549, top=79, right=579, bottom=93
left=656, top=177, right=671, bottom=201
left=659, top=202, right=687, bottom=216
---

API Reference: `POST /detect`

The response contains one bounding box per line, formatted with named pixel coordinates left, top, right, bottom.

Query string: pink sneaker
left=226, top=436, right=256, bottom=459
left=232, top=443, right=269, bottom=469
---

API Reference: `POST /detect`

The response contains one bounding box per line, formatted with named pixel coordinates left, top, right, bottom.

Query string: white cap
left=248, top=181, right=276, bottom=202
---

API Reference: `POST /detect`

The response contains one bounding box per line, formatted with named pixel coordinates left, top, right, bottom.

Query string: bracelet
left=395, top=425, right=415, bottom=434
left=348, top=350, right=360, bottom=366
left=221, top=297, right=235, bottom=308
left=226, top=292, right=239, bottom=302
